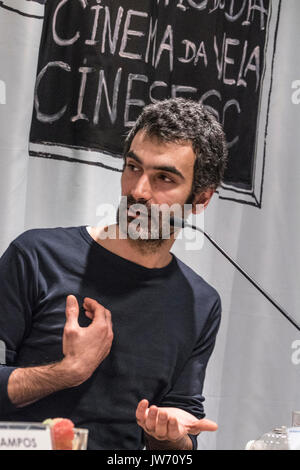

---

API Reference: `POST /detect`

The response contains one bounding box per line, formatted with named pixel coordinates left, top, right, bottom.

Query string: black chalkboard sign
left=29, top=0, right=281, bottom=207
left=0, top=0, right=45, bottom=17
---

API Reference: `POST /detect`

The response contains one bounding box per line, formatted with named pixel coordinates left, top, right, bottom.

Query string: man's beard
left=116, top=193, right=193, bottom=253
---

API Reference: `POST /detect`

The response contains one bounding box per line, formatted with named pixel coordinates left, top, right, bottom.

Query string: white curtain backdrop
left=0, top=0, right=299, bottom=450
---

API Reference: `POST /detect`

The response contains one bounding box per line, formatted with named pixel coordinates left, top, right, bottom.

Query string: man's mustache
left=126, top=197, right=152, bottom=217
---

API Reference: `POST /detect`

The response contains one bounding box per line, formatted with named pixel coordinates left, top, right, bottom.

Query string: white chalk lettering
left=101, top=6, right=124, bottom=54
left=214, top=33, right=261, bottom=90
left=243, top=0, right=268, bottom=30
left=149, top=81, right=168, bottom=103
left=172, top=85, right=197, bottom=98
left=214, top=33, right=226, bottom=80
left=225, top=0, right=248, bottom=22
left=155, top=24, right=174, bottom=72
left=178, top=39, right=208, bottom=67
left=224, top=38, right=240, bottom=86
left=177, top=0, right=268, bottom=29
left=71, top=61, right=94, bottom=123
left=208, top=0, right=249, bottom=23
left=176, top=0, right=187, bottom=11
left=34, top=0, right=270, bottom=163
left=93, top=67, right=122, bottom=125
left=178, top=39, right=196, bottom=64
left=194, top=41, right=208, bottom=67
left=200, top=89, right=240, bottom=149
left=222, top=99, right=241, bottom=148
left=187, top=0, right=208, bottom=10
left=237, top=39, right=248, bottom=87
left=124, top=74, right=148, bottom=127
left=85, top=3, right=103, bottom=46
left=52, top=0, right=87, bottom=46
left=145, top=17, right=158, bottom=66
left=243, top=45, right=260, bottom=91
left=119, top=10, right=148, bottom=60
left=199, top=89, right=221, bottom=120
left=35, top=61, right=71, bottom=123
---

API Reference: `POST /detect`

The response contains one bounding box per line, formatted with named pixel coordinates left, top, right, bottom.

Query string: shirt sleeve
left=0, top=241, right=35, bottom=415
left=158, top=294, right=222, bottom=450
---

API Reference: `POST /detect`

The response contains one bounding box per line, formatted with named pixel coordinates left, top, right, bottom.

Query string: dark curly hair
left=123, top=98, right=228, bottom=198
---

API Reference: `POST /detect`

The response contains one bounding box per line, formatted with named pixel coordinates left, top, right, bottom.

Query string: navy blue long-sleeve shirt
left=0, top=226, right=221, bottom=450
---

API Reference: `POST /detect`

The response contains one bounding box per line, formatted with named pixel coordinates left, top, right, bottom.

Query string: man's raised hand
left=62, top=295, right=114, bottom=386
left=136, top=399, right=218, bottom=449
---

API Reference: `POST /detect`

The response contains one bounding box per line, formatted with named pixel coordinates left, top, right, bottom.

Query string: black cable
left=170, top=216, right=300, bottom=332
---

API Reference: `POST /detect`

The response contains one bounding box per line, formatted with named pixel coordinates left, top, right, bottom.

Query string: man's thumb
left=189, top=418, right=218, bottom=434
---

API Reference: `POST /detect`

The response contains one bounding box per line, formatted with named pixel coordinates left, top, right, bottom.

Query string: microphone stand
left=170, top=216, right=300, bottom=333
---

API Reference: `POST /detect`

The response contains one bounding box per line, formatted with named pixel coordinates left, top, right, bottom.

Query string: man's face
left=119, top=130, right=196, bottom=242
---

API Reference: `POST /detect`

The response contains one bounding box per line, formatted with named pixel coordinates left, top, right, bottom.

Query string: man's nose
left=131, top=174, right=152, bottom=201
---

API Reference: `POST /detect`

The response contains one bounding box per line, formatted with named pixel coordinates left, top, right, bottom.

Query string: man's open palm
left=136, top=399, right=218, bottom=443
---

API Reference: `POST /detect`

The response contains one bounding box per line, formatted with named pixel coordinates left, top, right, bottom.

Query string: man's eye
left=126, top=163, right=139, bottom=171
left=159, top=174, right=174, bottom=183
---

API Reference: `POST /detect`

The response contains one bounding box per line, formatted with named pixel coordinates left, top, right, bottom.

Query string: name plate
left=288, top=428, right=300, bottom=450
left=0, top=422, right=52, bottom=450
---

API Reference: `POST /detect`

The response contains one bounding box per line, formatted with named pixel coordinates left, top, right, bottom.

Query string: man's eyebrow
left=125, top=151, right=143, bottom=165
left=125, top=151, right=185, bottom=180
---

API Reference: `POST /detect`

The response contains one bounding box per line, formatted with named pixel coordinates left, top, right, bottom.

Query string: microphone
left=170, top=216, right=300, bottom=332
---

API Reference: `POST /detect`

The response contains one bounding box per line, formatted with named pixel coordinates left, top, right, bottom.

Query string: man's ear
left=192, top=188, right=215, bottom=214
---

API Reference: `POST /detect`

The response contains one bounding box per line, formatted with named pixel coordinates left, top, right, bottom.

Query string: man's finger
left=155, top=409, right=169, bottom=439
left=145, top=406, right=158, bottom=433
left=188, top=418, right=218, bottom=434
left=105, top=310, right=114, bottom=336
left=83, top=298, right=107, bottom=323
left=84, top=309, right=94, bottom=320
left=83, top=297, right=100, bottom=311
left=167, top=416, right=181, bottom=441
left=104, top=308, right=112, bottom=325
left=136, top=399, right=149, bottom=424
left=65, top=295, right=79, bottom=327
